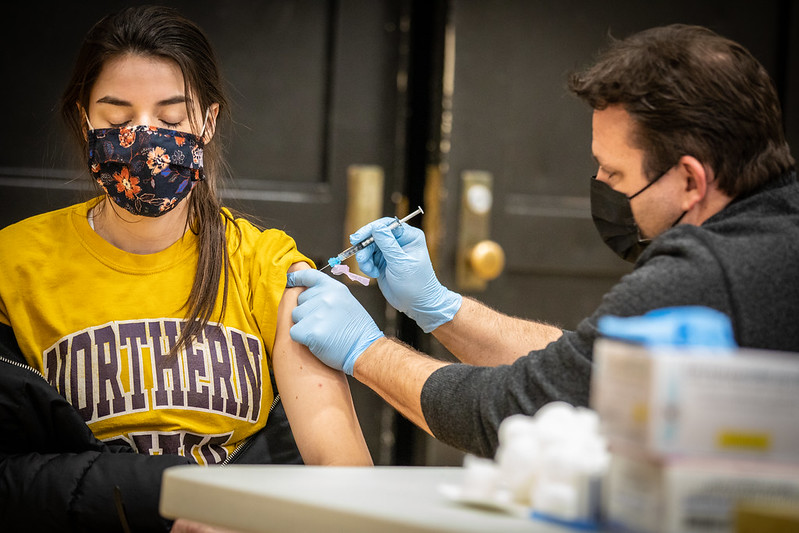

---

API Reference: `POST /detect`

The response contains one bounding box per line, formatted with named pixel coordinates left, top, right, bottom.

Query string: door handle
left=467, top=239, right=505, bottom=282
left=457, top=170, right=505, bottom=290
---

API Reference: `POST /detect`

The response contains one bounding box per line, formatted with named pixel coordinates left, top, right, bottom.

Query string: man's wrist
left=351, top=336, right=389, bottom=379
left=344, top=331, right=385, bottom=375
left=414, top=289, right=463, bottom=333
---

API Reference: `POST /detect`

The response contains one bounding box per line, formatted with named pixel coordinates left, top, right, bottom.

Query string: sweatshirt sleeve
left=420, top=328, right=594, bottom=458
left=420, top=227, right=732, bottom=458
left=246, top=227, right=313, bottom=358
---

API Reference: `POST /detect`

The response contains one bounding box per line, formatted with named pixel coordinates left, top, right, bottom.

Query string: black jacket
left=0, top=323, right=302, bottom=532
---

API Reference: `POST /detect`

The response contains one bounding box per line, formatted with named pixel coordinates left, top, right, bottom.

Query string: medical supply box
left=604, top=446, right=799, bottom=533
left=590, top=338, right=799, bottom=462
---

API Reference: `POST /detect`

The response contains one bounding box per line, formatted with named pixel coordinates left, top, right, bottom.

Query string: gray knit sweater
left=421, top=172, right=799, bottom=457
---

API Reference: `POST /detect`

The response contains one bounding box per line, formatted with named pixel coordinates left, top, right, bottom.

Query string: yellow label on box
left=717, top=431, right=771, bottom=451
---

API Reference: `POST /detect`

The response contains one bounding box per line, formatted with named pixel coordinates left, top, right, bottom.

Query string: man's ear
left=677, top=155, right=709, bottom=212
left=202, top=103, right=220, bottom=143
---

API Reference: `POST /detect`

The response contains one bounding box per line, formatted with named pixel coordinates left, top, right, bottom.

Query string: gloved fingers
left=291, top=285, right=346, bottom=337
left=286, top=268, right=328, bottom=289
left=290, top=280, right=342, bottom=327
left=393, top=223, right=425, bottom=248
left=288, top=278, right=384, bottom=375
left=355, top=245, right=383, bottom=278
left=291, top=292, right=316, bottom=323
left=285, top=270, right=303, bottom=289
left=288, top=316, right=320, bottom=348
left=296, top=284, right=344, bottom=320
left=350, top=217, right=397, bottom=245
left=288, top=315, right=307, bottom=343
left=370, top=224, right=410, bottom=263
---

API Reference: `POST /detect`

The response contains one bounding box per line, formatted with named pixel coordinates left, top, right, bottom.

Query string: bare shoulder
left=287, top=261, right=312, bottom=273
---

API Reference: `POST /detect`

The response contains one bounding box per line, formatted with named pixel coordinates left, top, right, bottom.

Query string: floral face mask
left=86, top=115, right=206, bottom=217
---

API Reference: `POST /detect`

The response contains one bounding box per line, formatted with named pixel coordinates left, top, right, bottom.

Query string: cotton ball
left=487, top=404, right=608, bottom=515
left=498, top=414, right=537, bottom=445
left=496, top=437, right=541, bottom=504
left=568, top=409, right=608, bottom=477
left=534, top=401, right=576, bottom=426
left=538, top=439, right=581, bottom=485
left=528, top=404, right=609, bottom=524
left=572, top=406, right=600, bottom=438
left=573, top=435, right=610, bottom=476
left=532, top=482, right=578, bottom=521
left=533, top=402, right=579, bottom=451
left=495, top=415, right=540, bottom=505
left=460, top=454, right=500, bottom=501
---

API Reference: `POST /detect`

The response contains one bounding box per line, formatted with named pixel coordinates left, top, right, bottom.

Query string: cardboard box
left=605, top=449, right=799, bottom=533
left=590, top=338, right=799, bottom=462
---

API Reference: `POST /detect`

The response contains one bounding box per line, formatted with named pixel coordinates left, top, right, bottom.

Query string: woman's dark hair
left=61, top=5, right=234, bottom=356
left=568, top=24, right=795, bottom=197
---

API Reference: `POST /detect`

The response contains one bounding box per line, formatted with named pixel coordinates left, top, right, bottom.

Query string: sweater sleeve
left=420, top=227, right=733, bottom=457
left=420, top=328, right=593, bottom=458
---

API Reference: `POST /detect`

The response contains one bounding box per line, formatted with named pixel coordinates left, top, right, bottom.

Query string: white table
left=160, top=465, right=572, bottom=532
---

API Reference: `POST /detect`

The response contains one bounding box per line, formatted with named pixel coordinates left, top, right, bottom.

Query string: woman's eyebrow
left=157, top=95, right=190, bottom=106
left=95, top=95, right=132, bottom=106
left=94, top=95, right=189, bottom=106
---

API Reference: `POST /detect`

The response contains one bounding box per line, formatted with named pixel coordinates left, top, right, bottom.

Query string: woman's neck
left=92, top=197, right=191, bottom=254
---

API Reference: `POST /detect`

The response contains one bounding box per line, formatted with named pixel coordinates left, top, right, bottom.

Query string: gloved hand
left=286, top=269, right=384, bottom=375
left=352, top=218, right=462, bottom=333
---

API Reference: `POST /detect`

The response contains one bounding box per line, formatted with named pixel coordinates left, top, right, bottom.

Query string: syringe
left=320, top=206, right=424, bottom=271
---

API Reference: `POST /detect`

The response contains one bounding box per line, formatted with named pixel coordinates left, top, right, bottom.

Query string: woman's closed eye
left=108, top=119, right=183, bottom=128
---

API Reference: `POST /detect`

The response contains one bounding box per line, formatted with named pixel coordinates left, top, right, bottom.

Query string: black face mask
left=590, top=173, right=684, bottom=263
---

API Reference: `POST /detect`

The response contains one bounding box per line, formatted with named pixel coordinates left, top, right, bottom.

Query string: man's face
left=591, top=105, right=685, bottom=240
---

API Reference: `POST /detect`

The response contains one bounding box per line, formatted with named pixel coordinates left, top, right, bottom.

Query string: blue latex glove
left=352, top=218, right=462, bottom=333
left=286, top=269, right=384, bottom=375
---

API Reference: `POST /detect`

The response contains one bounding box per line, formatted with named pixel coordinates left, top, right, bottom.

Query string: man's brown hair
left=569, top=24, right=794, bottom=197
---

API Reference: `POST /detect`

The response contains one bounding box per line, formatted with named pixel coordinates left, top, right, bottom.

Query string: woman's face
left=87, top=53, right=210, bottom=137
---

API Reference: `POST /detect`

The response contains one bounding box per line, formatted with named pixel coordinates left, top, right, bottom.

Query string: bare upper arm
left=271, top=260, right=372, bottom=465
left=287, top=261, right=312, bottom=274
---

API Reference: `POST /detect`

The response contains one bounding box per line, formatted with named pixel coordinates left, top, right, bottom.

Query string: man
left=287, top=25, right=799, bottom=458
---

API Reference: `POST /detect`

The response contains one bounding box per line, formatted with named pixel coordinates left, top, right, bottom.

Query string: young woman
left=0, top=5, right=371, bottom=532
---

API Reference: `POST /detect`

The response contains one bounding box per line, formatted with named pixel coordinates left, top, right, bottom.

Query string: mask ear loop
left=628, top=171, right=665, bottom=200
left=83, top=110, right=102, bottom=228
left=199, top=107, right=211, bottom=140
left=84, top=111, right=96, bottom=132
